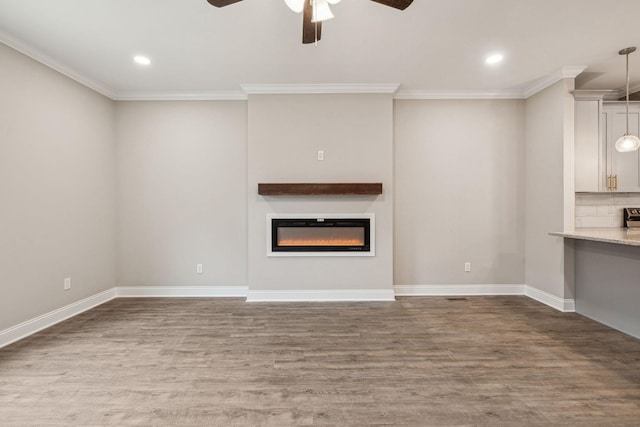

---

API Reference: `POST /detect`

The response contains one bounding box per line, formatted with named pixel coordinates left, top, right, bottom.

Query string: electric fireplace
left=267, top=213, right=375, bottom=256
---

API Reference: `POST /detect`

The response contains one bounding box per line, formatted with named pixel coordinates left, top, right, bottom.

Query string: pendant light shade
left=284, top=0, right=304, bottom=13
left=615, top=134, right=640, bottom=153
left=615, top=47, right=640, bottom=153
left=312, top=0, right=334, bottom=22
left=285, top=0, right=341, bottom=14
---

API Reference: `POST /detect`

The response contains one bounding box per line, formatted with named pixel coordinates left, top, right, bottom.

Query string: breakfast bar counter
left=550, top=227, right=640, bottom=247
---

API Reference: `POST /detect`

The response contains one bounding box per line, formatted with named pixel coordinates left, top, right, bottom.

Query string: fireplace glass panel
left=277, top=227, right=365, bottom=247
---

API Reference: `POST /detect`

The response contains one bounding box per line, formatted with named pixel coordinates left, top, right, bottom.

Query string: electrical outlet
left=64, top=277, right=71, bottom=290
left=317, top=150, right=324, bottom=161
left=464, top=262, right=471, bottom=272
left=196, top=264, right=203, bottom=274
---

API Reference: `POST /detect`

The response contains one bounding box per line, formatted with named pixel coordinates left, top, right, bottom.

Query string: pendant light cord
left=615, top=47, right=639, bottom=152
left=626, top=51, right=630, bottom=135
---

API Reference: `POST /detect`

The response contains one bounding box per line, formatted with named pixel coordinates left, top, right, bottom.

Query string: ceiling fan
left=205, top=0, right=414, bottom=44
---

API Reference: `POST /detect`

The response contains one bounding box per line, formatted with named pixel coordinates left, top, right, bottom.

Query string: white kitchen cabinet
left=604, top=105, right=640, bottom=191
left=574, top=97, right=603, bottom=192
left=574, top=92, right=640, bottom=192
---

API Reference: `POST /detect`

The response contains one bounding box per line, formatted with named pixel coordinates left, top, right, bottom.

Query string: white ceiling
left=1, top=0, right=640, bottom=99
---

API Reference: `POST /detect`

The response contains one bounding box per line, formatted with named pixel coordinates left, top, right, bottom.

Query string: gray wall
left=247, top=94, right=394, bottom=292
left=115, top=101, right=248, bottom=287
left=0, top=42, right=116, bottom=331
left=394, top=100, right=526, bottom=285
left=525, top=79, right=575, bottom=299
left=115, top=96, right=529, bottom=292
left=0, top=40, right=579, bottom=332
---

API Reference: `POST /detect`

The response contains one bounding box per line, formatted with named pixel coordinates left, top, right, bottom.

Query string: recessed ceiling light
left=485, top=53, right=504, bottom=65
left=133, top=55, right=151, bottom=66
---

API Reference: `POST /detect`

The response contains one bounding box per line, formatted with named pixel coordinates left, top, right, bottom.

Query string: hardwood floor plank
left=0, top=296, right=639, bottom=426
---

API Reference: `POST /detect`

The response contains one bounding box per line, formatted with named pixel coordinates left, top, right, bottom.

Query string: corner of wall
left=524, top=78, right=577, bottom=301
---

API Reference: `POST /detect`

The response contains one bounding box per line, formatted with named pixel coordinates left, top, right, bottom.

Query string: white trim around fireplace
left=266, top=213, right=375, bottom=257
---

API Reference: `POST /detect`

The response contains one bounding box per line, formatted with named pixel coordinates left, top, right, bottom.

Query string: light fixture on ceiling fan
left=206, top=0, right=414, bottom=44
left=615, top=47, right=640, bottom=153
left=285, top=0, right=340, bottom=22
left=283, top=0, right=339, bottom=45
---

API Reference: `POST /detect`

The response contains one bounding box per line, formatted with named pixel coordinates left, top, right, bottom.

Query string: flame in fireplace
left=278, top=238, right=365, bottom=247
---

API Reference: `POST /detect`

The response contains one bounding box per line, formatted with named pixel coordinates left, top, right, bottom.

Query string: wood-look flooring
left=1, top=296, right=639, bottom=426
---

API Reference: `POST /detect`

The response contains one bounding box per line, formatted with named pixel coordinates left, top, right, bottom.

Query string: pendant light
left=615, top=47, right=640, bottom=153
left=284, top=0, right=304, bottom=13
left=311, top=0, right=335, bottom=23
left=284, top=0, right=341, bottom=21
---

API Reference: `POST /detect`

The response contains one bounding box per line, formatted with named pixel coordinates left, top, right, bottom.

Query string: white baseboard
left=0, top=288, right=117, bottom=349
left=525, top=286, right=575, bottom=312
left=394, top=284, right=525, bottom=296
left=394, top=284, right=575, bottom=312
left=0, top=283, right=576, bottom=349
left=246, top=289, right=396, bottom=302
left=116, top=286, right=248, bottom=298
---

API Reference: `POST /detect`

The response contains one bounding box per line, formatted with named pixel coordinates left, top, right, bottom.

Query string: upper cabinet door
left=608, top=109, right=640, bottom=192
left=574, top=99, right=602, bottom=192
left=574, top=96, right=640, bottom=193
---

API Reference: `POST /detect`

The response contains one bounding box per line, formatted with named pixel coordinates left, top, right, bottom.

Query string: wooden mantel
left=258, top=183, right=383, bottom=196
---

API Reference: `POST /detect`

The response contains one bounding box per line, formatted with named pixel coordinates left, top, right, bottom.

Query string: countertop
left=549, top=228, right=640, bottom=247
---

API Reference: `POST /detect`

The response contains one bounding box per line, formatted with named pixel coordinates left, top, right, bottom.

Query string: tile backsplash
left=575, top=193, right=640, bottom=228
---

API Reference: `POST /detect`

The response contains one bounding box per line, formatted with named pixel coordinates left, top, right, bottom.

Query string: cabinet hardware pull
left=614, top=175, right=618, bottom=191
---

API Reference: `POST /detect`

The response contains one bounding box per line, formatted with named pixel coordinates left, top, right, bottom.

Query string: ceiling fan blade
left=302, top=1, right=322, bottom=44
left=369, top=0, right=414, bottom=10
left=206, top=0, right=243, bottom=7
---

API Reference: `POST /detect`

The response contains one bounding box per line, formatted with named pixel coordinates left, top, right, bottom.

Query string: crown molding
left=114, top=91, right=248, bottom=101
left=395, top=67, right=588, bottom=100
left=613, top=81, right=640, bottom=99
left=0, top=36, right=589, bottom=103
left=0, top=33, right=117, bottom=100
left=241, top=83, right=400, bottom=95
left=394, top=90, right=525, bottom=100
left=523, top=66, right=587, bottom=98
left=559, top=66, right=589, bottom=79
left=571, top=89, right=621, bottom=101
